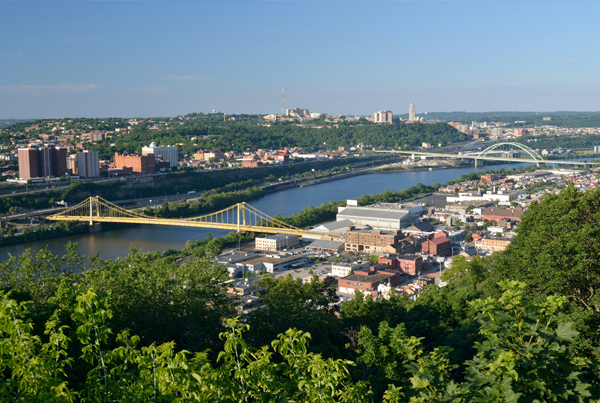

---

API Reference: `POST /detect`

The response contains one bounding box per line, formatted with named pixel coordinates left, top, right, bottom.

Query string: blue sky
left=1, top=0, right=599, bottom=118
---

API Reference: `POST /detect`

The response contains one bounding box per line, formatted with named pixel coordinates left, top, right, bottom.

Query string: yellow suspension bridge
left=46, top=196, right=341, bottom=240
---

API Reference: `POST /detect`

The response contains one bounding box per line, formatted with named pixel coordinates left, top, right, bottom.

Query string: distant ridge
left=396, top=111, right=600, bottom=121
left=0, top=119, right=31, bottom=129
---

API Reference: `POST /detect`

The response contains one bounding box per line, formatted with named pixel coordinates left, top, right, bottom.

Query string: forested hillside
left=99, top=120, right=466, bottom=159
left=2, top=115, right=467, bottom=159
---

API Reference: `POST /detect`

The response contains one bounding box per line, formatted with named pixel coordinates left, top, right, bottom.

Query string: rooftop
left=338, top=207, right=412, bottom=221
left=341, top=272, right=394, bottom=284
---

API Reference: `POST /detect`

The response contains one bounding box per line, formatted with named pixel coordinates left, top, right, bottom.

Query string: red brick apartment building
left=18, top=145, right=68, bottom=180
left=113, top=153, right=155, bottom=174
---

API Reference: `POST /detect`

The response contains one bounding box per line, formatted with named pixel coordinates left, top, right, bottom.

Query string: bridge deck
left=378, top=150, right=598, bottom=166
left=45, top=197, right=343, bottom=240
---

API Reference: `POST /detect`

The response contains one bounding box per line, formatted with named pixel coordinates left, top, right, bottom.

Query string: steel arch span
left=477, top=142, right=543, bottom=161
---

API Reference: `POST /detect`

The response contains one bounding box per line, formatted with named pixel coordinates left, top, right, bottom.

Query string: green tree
left=0, top=291, right=75, bottom=402
left=246, top=276, right=341, bottom=355
left=490, top=184, right=600, bottom=352
left=442, top=255, right=489, bottom=288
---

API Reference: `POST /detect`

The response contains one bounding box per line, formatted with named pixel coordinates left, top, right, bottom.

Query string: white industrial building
left=336, top=205, right=419, bottom=230
left=446, top=190, right=523, bottom=204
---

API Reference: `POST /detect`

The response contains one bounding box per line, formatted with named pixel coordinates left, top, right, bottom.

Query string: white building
left=446, top=190, right=523, bottom=204
left=331, top=261, right=369, bottom=277
left=77, top=150, right=100, bottom=178
left=372, top=110, right=393, bottom=124
left=141, top=142, right=178, bottom=167
left=255, top=233, right=299, bottom=252
left=235, top=253, right=306, bottom=274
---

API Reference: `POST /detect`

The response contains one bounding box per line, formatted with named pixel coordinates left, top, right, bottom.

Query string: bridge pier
left=89, top=223, right=102, bottom=233
left=474, top=158, right=484, bottom=168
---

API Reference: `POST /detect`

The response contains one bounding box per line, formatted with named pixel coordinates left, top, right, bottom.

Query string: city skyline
left=1, top=1, right=599, bottom=118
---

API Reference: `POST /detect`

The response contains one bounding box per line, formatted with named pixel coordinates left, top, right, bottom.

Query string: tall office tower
left=18, top=145, right=68, bottom=180
left=77, top=150, right=100, bottom=178
left=141, top=142, right=179, bottom=167
left=409, top=103, right=416, bottom=121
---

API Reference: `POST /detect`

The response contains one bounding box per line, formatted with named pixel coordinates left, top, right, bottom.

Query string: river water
left=0, top=161, right=543, bottom=261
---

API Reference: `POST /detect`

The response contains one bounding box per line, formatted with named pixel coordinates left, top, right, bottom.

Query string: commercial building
left=337, top=206, right=418, bottom=230
left=113, top=153, right=155, bottom=174
left=235, top=253, right=306, bottom=274
left=421, top=232, right=452, bottom=257
left=142, top=142, right=178, bottom=167
left=344, top=229, right=403, bottom=253
left=305, top=239, right=345, bottom=252
left=446, top=190, right=523, bottom=204
left=378, top=253, right=423, bottom=275
left=482, top=207, right=524, bottom=223
left=476, top=237, right=511, bottom=252
left=195, top=149, right=225, bottom=162
left=77, top=150, right=100, bottom=178
left=255, top=234, right=299, bottom=252
left=331, top=261, right=370, bottom=277
left=381, top=235, right=422, bottom=255
left=338, top=267, right=400, bottom=295
left=18, top=145, right=68, bottom=180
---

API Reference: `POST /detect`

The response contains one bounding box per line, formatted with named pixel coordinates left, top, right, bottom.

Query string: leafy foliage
left=491, top=184, right=600, bottom=315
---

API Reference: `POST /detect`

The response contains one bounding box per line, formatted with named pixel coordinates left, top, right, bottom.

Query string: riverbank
left=0, top=159, right=522, bottom=249
left=0, top=159, right=556, bottom=260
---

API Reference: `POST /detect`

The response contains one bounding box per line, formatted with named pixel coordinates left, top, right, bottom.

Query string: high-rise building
left=67, top=154, right=78, bottom=175
left=372, top=110, right=393, bottom=124
left=18, top=145, right=68, bottom=180
left=77, top=150, right=100, bottom=178
left=409, top=103, right=416, bottom=121
left=141, top=142, right=178, bottom=168
left=18, top=148, right=38, bottom=180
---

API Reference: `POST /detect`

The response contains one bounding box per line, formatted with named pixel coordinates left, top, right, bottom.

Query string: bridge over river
left=46, top=196, right=342, bottom=240
left=378, top=142, right=600, bottom=167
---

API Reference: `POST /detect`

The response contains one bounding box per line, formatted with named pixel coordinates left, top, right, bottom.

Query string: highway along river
left=0, top=162, right=536, bottom=261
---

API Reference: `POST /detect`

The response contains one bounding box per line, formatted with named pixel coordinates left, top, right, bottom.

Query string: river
left=0, top=161, right=548, bottom=261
